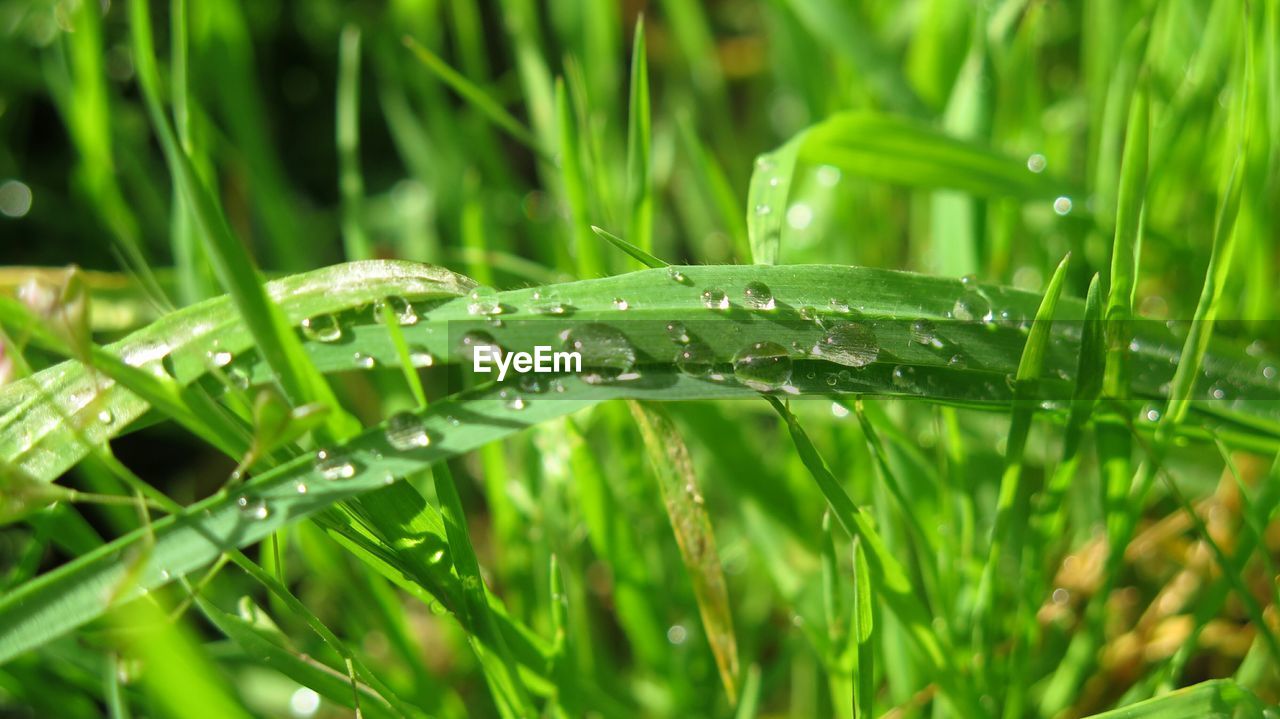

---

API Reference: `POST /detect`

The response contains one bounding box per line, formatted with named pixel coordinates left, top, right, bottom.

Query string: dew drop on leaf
left=813, top=322, right=879, bottom=368
left=301, top=314, right=343, bottom=343
left=676, top=342, right=716, bottom=378
left=385, top=411, right=430, bottom=451
left=701, top=288, right=730, bottom=310
left=374, top=295, right=418, bottom=325
left=467, top=286, right=503, bottom=316
left=732, top=341, right=791, bottom=391
left=236, top=496, right=270, bottom=520
left=665, top=321, right=690, bottom=344
left=562, top=323, right=637, bottom=384
left=315, top=450, right=356, bottom=480
left=743, top=281, right=775, bottom=310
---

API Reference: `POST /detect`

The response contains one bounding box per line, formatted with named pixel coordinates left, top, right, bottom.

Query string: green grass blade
left=624, top=18, right=653, bottom=257
left=130, top=0, right=358, bottom=440
left=337, top=25, right=371, bottom=262
left=628, top=401, right=739, bottom=704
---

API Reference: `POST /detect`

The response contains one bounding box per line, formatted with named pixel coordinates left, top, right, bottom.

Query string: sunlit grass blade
left=589, top=225, right=667, bottom=269
left=628, top=400, right=739, bottom=704
left=131, top=0, right=357, bottom=440
left=624, top=18, right=653, bottom=257
left=337, top=25, right=371, bottom=262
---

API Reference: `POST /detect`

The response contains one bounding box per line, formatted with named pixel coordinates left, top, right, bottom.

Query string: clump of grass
left=1, top=1, right=1278, bottom=717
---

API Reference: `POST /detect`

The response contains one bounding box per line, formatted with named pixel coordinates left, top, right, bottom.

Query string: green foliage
left=1, top=0, right=1278, bottom=717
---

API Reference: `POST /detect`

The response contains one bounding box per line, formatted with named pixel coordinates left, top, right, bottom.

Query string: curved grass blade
left=625, top=18, right=653, bottom=257
left=1077, top=679, right=1265, bottom=718
left=131, top=0, right=357, bottom=440
left=7, top=264, right=1280, bottom=489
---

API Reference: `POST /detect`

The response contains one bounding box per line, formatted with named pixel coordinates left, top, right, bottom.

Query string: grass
left=1, top=1, right=1279, bottom=717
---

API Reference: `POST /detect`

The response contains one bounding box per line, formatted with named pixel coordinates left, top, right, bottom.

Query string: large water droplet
left=563, top=323, right=637, bottom=384
left=743, top=281, right=776, bottom=310
left=374, top=295, right=419, bottom=325
left=385, top=411, right=430, bottom=451
left=467, top=286, right=503, bottom=316
left=315, top=450, right=356, bottom=480
left=813, top=323, right=879, bottom=368
left=676, top=342, right=717, bottom=378
left=910, top=319, right=940, bottom=347
left=701, top=288, right=730, bottom=310
left=301, top=314, right=343, bottom=343
left=733, top=341, right=792, bottom=391
left=953, top=289, right=993, bottom=323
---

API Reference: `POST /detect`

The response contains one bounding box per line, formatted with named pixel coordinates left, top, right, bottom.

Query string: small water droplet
left=518, top=373, right=549, bottom=394
left=97, top=409, right=114, bottom=425
left=1143, top=405, right=1162, bottom=423
left=910, top=319, right=941, bottom=347
left=667, top=624, right=688, bottom=644
left=385, top=411, right=430, bottom=451
left=1026, top=153, right=1047, bottom=173
left=743, top=281, right=776, bottom=310
left=754, top=204, right=772, bottom=216
left=467, top=286, right=503, bottom=316
left=891, top=365, right=918, bottom=391
left=295, top=481, right=309, bottom=494
left=816, top=165, right=842, bottom=187
left=813, top=322, right=879, bottom=368
left=207, top=349, right=233, bottom=368
left=733, top=341, right=792, bottom=391
left=828, top=298, right=851, bottom=314
left=612, top=297, right=629, bottom=311
left=409, top=345, right=436, bottom=367
left=701, top=288, right=730, bottom=310
left=530, top=290, right=569, bottom=315
left=459, top=331, right=502, bottom=363
left=665, top=321, right=690, bottom=344
left=563, top=323, right=637, bottom=384
left=227, top=366, right=251, bottom=390
left=353, top=352, right=377, bottom=369
left=315, top=450, right=356, bottom=480
left=301, top=314, right=343, bottom=343
left=374, top=295, right=419, bottom=325
left=1053, top=196, right=1073, bottom=215
left=1262, top=364, right=1277, bottom=381
left=499, top=389, right=527, bottom=410
left=667, top=267, right=690, bottom=284
left=948, top=353, right=967, bottom=368
left=236, top=495, right=270, bottom=520
left=1208, top=384, right=1227, bottom=400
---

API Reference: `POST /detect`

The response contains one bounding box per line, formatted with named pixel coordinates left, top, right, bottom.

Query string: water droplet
left=301, top=314, right=343, bottom=343
left=754, top=204, right=772, bottom=216
left=612, top=297, right=629, bottom=311
left=667, top=267, right=690, bottom=284
left=1143, top=405, right=1162, bottom=423
left=891, top=365, right=918, bottom=391
left=665, top=321, right=690, bottom=344
left=518, top=373, right=549, bottom=394
left=953, top=289, right=993, bottom=323
left=295, top=481, right=309, bottom=494
left=467, top=286, right=503, bottom=316
left=315, top=450, right=356, bottom=480
left=742, top=281, right=776, bottom=310
left=498, top=389, right=526, bottom=410
left=353, top=352, right=377, bottom=369
left=756, top=157, right=774, bottom=171
left=236, top=495, right=270, bottom=520
left=530, top=290, right=569, bottom=315
left=948, top=353, right=967, bottom=368
left=409, top=345, right=436, bottom=367
left=813, top=322, right=879, bottom=368
left=374, top=295, right=418, bottom=325
left=1262, top=364, right=1277, bottom=381
left=207, top=349, right=233, bottom=368
left=227, top=366, right=251, bottom=390
left=816, top=165, right=841, bottom=187
left=824, top=373, right=839, bottom=386
left=701, top=288, right=730, bottom=310
left=828, top=298, right=852, bottom=314
left=459, top=331, right=502, bottom=363
left=667, top=624, right=688, bottom=644
left=1026, top=153, right=1047, bottom=173
left=1053, top=196, right=1073, bottom=215
left=428, top=548, right=446, bottom=564
left=831, top=402, right=850, bottom=418
left=676, top=342, right=717, bottom=378
left=385, top=411, right=430, bottom=451
left=97, top=409, right=114, bottom=425
left=732, top=341, right=792, bottom=391
left=1208, top=384, right=1227, bottom=400
left=768, top=177, right=780, bottom=187
left=563, top=323, right=637, bottom=384
left=910, top=319, right=940, bottom=347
